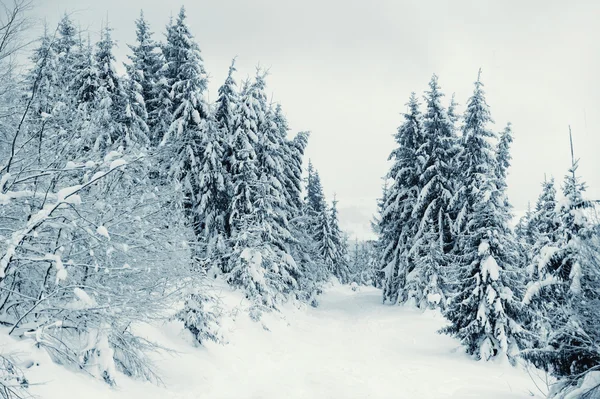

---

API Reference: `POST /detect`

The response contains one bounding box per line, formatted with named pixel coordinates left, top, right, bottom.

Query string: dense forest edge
left=0, top=2, right=598, bottom=398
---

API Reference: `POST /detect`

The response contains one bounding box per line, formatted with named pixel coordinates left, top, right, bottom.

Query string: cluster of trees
left=0, top=4, right=352, bottom=393
left=376, top=72, right=600, bottom=397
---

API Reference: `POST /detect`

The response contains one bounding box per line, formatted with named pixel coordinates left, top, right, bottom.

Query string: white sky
left=33, top=0, right=600, bottom=240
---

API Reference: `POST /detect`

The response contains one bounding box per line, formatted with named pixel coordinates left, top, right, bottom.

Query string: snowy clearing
left=11, top=283, right=543, bottom=399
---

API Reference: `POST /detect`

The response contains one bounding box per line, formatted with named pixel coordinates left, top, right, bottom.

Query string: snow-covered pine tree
left=91, top=24, right=128, bottom=152
left=228, top=77, right=260, bottom=234
left=160, top=6, right=208, bottom=146
left=329, top=197, right=351, bottom=283
left=226, top=73, right=305, bottom=309
left=54, top=14, right=79, bottom=100
left=515, top=202, right=536, bottom=247
left=521, top=135, right=596, bottom=383
left=447, top=93, right=459, bottom=127
left=274, top=104, right=304, bottom=214
left=192, top=116, right=229, bottom=261
left=213, top=59, right=238, bottom=222
left=258, top=94, right=303, bottom=291
left=285, top=131, right=326, bottom=304
left=518, top=177, right=560, bottom=350
left=128, top=11, right=163, bottom=141
left=379, top=93, right=424, bottom=304
left=370, top=179, right=388, bottom=289
left=72, top=35, right=100, bottom=111
left=406, top=75, right=456, bottom=309
left=158, top=7, right=209, bottom=240
left=214, top=58, right=238, bottom=149
left=524, top=178, right=559, bottom=280
left=315, top=201, right=336, bottom=271
left=306, top=165, right=339, bottom=277
left=305, top=161, right=327, bottom=216
left=442, top=72, right=526, bottom=362
left=123, top=60, right=150, bottom=149
left=27, top=27, right=59, bottom=118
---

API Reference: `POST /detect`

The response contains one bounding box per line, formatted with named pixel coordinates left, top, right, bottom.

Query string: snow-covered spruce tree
left=348, top=240, right=378, bottom=286
left=329, top=197, right=351, bottom=283
left=515, top=202, right=536, bottom=247
left=54, top=14, right=79, bottom=100
left=442, top=72, right=527, bottom=362
left=540, top=231, right=600, bottom=399
left=158, top=6, right=209, bottom=240
left=227, top=73, right=304, bottom=310
left=315, top=201, right=336, bottom=270
left=305, top=160, right=326, bottom=216
left=91, top=24, right=128, bottom=152
left=27, top=27, right=59, bottom=118
left=371, top=180, right=388, bottom=289
left=212, top=59, right=238, bottom=233
left=127, top=11, right=163, bottom=142
left=160, top=6, right=208, bottom=146
left=123, top=59, right=150, bottom=149
left=406, top=75, right=456, bottom=309
left=274, top=104, right=304, bottom=214
left=521, top=149, right=597, bottom=388
left=525, top=178, right=559, bottom=281
left=194, top=116, right=229, bottom=265
left=72, top=36, right=100, bottom=111
left=148, top=63, right=172, bottom=147
left=447, top=93, right=459, bottom=126
left=379, top=93, right=424, bottom=304
left=307, top=166, right=341, bottom=278
left=226, top=76, right=269, bottom=302
left=519, top=178, right=559, bottom=350
left=228, top=77, right=260, bottom=237
left=287, top=132, right=328, bottom=305
left=258, top=97, right=303, bottom=292
left=214, top=58, right=238, bottom=176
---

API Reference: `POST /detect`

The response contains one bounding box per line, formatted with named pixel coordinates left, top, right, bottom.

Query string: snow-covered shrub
left=176, top=286, right=223, bottom=345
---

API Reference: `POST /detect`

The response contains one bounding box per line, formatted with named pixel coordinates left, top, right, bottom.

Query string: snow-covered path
left=24, top=283, right=543, bottom=398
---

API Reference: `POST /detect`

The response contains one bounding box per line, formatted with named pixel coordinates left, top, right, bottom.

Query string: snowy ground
left=7, top=283, right=545, bottom=398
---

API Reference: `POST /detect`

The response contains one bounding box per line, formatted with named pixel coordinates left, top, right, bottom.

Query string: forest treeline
left=374, top=72, right=600, bottom=397
left=0, top=1, right=598, bottom=398
left=0, top=4, right=359, bottom=395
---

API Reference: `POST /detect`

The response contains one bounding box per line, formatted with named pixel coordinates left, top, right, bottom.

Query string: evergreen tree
left=315, top=203, right=336, bottom=270
left=305, top=161, right=326, bottom=215
left=72, top=36, right=100, bottom=111
left=520, top=178, right=559, bottom=350
left=447, top=93, right=459, bottom=126
left=213, top=59, right=238, bottom=210
left=91, top=24, right=126, bottom=151
left=228, top=78, right=260, bottom=233
left=329, top=197, right=351, bottom=283
left=27, top=27, right=59, bottom=118
left=194, top=117, right=229, bottom=264
left=54, top=14, right=79, bottom=98
left=160, top=6, right=208, bottom=146
left=407, top=75, right=457, bottom=308
left=274, top=105, right=304, bottom=214
left=515, top=202, right=535, bottom=247
left=128, top=11, right=163, bottom=139
left=442, top=72, right=526, bottom=362
left=214, top=59, right=238, bottom=142
left=227, top=74, right=302, bottom=308
left=379, top=93, right=424, bottom=304
left=123, top=61, right=150, bottom=148
left=521, top=146, right=596, bottom=381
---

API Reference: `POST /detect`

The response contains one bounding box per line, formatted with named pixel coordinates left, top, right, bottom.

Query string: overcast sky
left=33, top=0, right=600, bottom=240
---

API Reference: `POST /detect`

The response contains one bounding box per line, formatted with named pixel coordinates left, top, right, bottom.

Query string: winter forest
left=0, top=1, right=599, bottom=398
